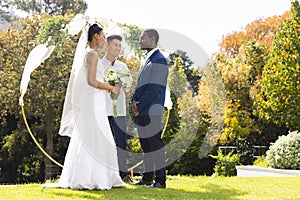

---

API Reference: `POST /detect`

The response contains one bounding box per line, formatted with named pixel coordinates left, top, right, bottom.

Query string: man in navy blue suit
left=132, top=29, right=169, bottom=188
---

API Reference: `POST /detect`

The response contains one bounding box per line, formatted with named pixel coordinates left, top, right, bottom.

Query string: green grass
left=1, top=175, right=300, bottom=200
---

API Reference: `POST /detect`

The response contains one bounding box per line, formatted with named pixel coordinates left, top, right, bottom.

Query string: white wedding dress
left=57, top=47, right=124, bottom=190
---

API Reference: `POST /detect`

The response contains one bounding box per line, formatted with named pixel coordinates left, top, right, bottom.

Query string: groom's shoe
left=134, top=179, right=153, bottom=186
left=147, top=182, right=166, bottom=189
left=122, top=175, right=134, bottom=184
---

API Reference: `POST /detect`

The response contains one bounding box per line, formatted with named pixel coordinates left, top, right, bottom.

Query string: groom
left=132, top=29, right=169, bottom=188
left=101, top=34, right=133, bottom=183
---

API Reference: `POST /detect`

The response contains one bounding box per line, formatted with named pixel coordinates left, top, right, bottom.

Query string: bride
left=57, top=24, right=124, bottom=190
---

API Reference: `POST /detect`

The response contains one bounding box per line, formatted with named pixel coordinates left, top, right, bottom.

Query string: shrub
left=253, top=156, right=269, bottom=167
left=266, top=131, right=300, bottom=169
left=210, top=149, right=240, bottom=176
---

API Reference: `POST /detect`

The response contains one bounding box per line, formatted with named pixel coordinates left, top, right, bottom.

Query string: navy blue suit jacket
left=132, top=50, right=169, bottom=116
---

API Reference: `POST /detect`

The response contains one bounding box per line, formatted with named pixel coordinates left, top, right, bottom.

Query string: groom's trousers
left=108, top=116, right=128, bottom=178
left=135, top=114, right=166, bottom=184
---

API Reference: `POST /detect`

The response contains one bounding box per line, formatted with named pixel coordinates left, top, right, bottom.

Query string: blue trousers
left=135, top=115, right=166, bottom=184
left=108, top=116, right=128, bottom=178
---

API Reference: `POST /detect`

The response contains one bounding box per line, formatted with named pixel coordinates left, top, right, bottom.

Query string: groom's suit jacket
left=132, top=49, right=169, bottom=116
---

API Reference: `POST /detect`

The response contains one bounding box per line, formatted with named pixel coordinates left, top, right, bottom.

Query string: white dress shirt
left=138, top=47, right=159, bottom=75
left=100, top=57, right=132, bottom=116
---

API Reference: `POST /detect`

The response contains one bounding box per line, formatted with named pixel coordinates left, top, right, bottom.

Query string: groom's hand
left=132, top=101, right=140, bottom=116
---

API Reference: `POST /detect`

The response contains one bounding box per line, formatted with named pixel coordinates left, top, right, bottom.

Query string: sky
left=85, top=0, right=292, bottom=56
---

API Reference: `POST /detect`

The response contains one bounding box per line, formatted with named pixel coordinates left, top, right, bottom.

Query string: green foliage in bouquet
left=104, top=69, right=132, bottom=117
left=266, top=130, right=300, bottom=169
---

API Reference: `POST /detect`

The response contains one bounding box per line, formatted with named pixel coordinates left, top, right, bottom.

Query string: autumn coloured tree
left=220, top=13, right=287, bottom=57
left=215, top=4, right=291, bottom=151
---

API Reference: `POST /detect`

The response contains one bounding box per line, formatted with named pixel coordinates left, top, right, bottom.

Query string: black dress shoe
left=134, top=179, right=153, bottom=186
left=147, top=182, right=166, bottom=188
left=122, top=175, right=134, bottom=184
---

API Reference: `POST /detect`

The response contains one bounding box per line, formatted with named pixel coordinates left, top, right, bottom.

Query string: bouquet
left=104, top=69, right=133, bottom=117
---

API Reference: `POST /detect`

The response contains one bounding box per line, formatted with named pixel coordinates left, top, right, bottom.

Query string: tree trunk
left=44, top=105, right=54, bottom=180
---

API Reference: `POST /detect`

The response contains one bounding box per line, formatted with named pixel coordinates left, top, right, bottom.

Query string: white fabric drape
left=19, top=44, right=55, bottom=106
left=19, top=14, right=92, bottom=107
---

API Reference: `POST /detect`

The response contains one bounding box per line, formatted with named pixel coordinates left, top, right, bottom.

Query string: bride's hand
left=111, top=86, right=120, bottom=96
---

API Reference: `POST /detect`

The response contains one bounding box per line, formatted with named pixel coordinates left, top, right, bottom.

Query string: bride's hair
left=88, top=24, right=103, bottom=42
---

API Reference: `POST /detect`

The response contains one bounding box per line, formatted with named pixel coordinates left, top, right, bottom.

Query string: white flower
left=104, top=69, right=132, bottom=89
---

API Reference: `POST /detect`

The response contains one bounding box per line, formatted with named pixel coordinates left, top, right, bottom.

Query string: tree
left=220, top=14, right=287, bottom=57
left=1, top=0, right=87, bottom=20
left=0, top=14, right=76, bottom=182
left=214, top=8, right=292, bottom=165
left=220, top=31, right=245, bottom=57
left=215, top=9, right=291, bottom=138
left=167, top=50, right=201, bottom=96
left=167, top=89, right=213, bottom=175
left=254, top=0, right=300, bottom=131
left=122, top=24, right=144, bottom=59
left=164, top=57, right=185, bottom=144
left=244, top=13, right=289, bottom=50
left=165, top=57, right=215, bottom=175
left=0, top=0, right=13, bottom=22
left=240, top=39, right=268, bottom=85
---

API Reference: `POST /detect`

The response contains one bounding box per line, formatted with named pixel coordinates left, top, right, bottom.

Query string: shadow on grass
left=43, top=183, right=247, bottom=200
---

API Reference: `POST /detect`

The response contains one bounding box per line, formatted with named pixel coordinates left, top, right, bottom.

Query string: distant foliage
left=6, top=0, right=87, bottom=16
left=122, top=24, right=143, bottom=59
left=168, top=50, right=201, bottom=96
left=266, top=131, right=300, bottom=169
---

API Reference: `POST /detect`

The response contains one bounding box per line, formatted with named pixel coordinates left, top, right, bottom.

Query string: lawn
left=1, top=175, right=300, bottom=200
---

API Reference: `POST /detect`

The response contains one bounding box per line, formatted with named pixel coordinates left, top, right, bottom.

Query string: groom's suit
left=132, top=49, right=169, bottom=184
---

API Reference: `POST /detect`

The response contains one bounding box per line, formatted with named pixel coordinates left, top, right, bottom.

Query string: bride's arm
left=87, top=50, right=120, bottom=95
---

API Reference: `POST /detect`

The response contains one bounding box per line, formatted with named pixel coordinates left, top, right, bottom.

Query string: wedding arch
left=19, top=13, right=173, bottom=170
left=19, top=13, right=225, bottom=178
